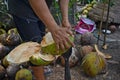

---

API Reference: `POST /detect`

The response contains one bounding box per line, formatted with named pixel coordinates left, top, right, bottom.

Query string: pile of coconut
left=0, top=31, right=75, bottom=80
left=71, top=32, right=112, bottom=77
left=0, top=28, right=24, bottom=80
left=0, top=28, right=112, bottom=79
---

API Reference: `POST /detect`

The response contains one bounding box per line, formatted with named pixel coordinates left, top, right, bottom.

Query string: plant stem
left=103, top=0, right=111, bottom=46
left=97, top=3, right=106, bottom=45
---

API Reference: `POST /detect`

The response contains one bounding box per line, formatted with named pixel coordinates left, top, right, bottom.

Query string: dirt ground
left=45, top=28, right=120, bottom=80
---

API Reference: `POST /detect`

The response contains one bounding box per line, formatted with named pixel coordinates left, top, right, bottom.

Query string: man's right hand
left=50, top=26, right=74, bottom=51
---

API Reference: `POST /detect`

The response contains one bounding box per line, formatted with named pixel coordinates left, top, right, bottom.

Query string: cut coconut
left=29, top=52, right=55, bottom=66
left=41, top=32, right=74, bottom=55
left=6, top=42, right=41, bottom=64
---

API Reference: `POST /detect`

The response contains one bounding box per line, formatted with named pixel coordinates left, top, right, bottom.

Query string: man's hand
left=50, top=26, right=74, bottom=51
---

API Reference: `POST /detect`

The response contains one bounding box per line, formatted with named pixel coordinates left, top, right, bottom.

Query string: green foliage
left=99, top=0, right=114, bottom=6
left=0, top=0, right=13, bottom=30
left=0, top=0, right=8, bottom=13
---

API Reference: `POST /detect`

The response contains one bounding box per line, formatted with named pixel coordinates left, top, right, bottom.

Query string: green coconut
left=2, top=56, right=10, bottom=68
left=6, top=42, right=41, bottom=64
left=7, top=28, right=18, bottom=35
left=15, top=69, right=32, bottom=80
left=41, top=32, right=74, bottom=55
left=30, top=52, right=55, bottom=66
left=81, top=52, right=106, bottom=77
left=0, top=29, right=6, bottom=35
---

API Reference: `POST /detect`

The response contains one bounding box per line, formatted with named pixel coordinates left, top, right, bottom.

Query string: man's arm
left=29, top=0, right=74, bottom=50
left=29, top=0, right=58, bottom=32
left=59, top=0, right=71, bottom=29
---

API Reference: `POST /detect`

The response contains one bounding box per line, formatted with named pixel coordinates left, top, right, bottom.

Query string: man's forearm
left=29, top=0, right=58, bottom=31
left=59, top=0, right=69, bottom=21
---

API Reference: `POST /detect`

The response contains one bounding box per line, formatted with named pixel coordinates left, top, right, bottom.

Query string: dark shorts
left=12, top=15, right=45, bottom=43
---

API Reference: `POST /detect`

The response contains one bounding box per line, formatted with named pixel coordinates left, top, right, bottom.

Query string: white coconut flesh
left=7, top=42, right=41, bottom=64
left=32, top=52, right=55, bottom=61
left=41, top=32, right=54, bottom=47
left=41, top=32, right=72, bottom=47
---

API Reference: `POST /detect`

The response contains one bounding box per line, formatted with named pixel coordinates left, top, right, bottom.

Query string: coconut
left=15, top=69, right=32, bottom=80
left=5, top=31, right=21, bottom=46
left=0, top=43, right=10, bottom=59
left=0, top=34, right=8, bottom=45
left=0, top=32, right=21, bottom=46
left=0, top=29, right=6, bottom=35
left=2, top=56, right=9, bottom=68
left=7, top=28, right=18, bottom=35
left=81, top=52, right=106, bottom=77
left=60, top=47, right=79, bottom=67
left=81, top=32, right=96, bottom=46
left=0, top=65, right=6, bottom=80
left=6, top=42, right=55, bottom=66
left=41, top=32, right=74, bottom=55
left=29, top=52, right=55, bottom=66
left=80, top=45, right=94, bottom=57
left=6, top=64, right=20, bottom=79
left=109, top=25, right=117, bottom=33
left=6, top=42, right=41, bottom=64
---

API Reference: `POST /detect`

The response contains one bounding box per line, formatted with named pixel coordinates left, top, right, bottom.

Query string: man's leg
left=12, top=15, right=45, bottom=80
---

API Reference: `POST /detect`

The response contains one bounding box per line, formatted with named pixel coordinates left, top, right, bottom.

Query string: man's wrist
left=47, top=23, right=59, bottom=32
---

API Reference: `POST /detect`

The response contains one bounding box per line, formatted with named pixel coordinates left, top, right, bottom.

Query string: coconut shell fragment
left=29, top=52, right=55, bottom=66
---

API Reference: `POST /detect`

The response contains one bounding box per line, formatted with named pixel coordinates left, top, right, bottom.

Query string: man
left=8, top=0, right=74, bottom=80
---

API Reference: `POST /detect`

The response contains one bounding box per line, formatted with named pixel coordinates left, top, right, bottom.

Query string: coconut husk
left=88, top=1, right=120, bottom=24
left=6, top=42, right=41, bottom=64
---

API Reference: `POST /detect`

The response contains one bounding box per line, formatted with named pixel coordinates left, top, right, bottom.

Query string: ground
left=45, top=28, right=120, bottom=80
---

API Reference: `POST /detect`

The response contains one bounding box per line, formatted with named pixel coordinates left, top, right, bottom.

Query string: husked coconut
left=6, top=64, right=20, bottom=79
left=80, top=45, right=94, bottom=57
left=60, top=47, right=79, bottom=67
left=0, top=43, right=9, bottom=59
left=0, top=65, right=6, bottom=80
left=81, top=32, right=96, bottom=45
